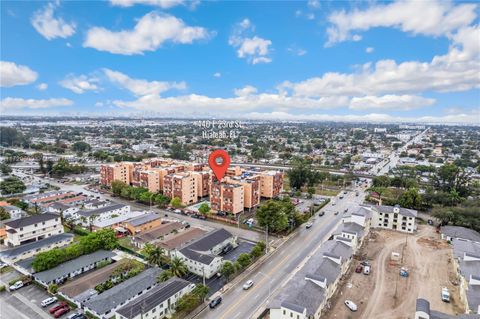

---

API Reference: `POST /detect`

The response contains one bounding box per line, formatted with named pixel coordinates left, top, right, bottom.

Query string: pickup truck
left=9, top=277, right=32, bottom=291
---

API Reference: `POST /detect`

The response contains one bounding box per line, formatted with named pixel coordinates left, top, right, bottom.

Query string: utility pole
left=265, top=224, right=269, bottom=254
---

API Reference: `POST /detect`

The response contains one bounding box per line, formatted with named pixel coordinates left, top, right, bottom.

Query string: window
left=34, top=223, right=38, bottom=227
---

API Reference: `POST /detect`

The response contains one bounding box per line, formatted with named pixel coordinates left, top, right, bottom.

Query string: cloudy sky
left=1, top=0, right=479, bottom=123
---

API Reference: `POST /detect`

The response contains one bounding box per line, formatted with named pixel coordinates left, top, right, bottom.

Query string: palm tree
left=157, top=270, right=173, bottom=282
left=146, top=246, right=167, bottom=267
left=170, top=257, right=188, bottom=277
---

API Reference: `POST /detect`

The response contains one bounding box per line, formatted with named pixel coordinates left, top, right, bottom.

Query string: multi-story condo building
left=225, top=175, right=260, bottom=209
left=163, top=172, right=198, bottom=206
left=210, top=181, right=244, bottom=215
left=4, top=213, right=64, bottom=247
left=258, top=170, right=284, bottom=198
left=192, top=171, right=211, bottom=198
left=100, top=162, right=133, bottom=186
left=371, top=205, right=417, bottom=233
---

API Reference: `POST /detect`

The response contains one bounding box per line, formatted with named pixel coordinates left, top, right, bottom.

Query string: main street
left=195, top=187, right=366, bottom=319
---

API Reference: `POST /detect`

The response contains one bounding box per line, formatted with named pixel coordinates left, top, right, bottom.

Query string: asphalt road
left=195, top=188, right=366, bottom=319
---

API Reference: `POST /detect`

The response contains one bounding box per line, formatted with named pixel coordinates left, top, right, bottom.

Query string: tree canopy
left=0, top=176, right=26, bottom=195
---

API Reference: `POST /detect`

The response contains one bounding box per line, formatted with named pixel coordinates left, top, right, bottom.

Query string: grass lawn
left=316, top=188, right=340, bottom=196
left=118, top=237, right=138, bottom=251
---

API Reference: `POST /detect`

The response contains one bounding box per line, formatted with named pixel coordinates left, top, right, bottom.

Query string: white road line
left=233, top=312, right=241, bottom=318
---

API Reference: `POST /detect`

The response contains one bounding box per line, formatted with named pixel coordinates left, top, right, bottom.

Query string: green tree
left=169, top=143, right=190, bottom=160
left=157, top=270, right=174, bottom=282
left=0, top=207, right=11, bottom=220
left=0, top=127, right=23, bottom=146
left=0, top=163, right=12, bottom=175
left=48, top=283, right=58, bottom=294
left=192, top=284, right=209, bottom=302
left=71, top=141, right=91, bottom=152
left=111, top=180, right=127, bottom=196
left=288, top=158, right=314, bottom=190
left=372, top=175, right=391, bottom=188
left=256, top=200, right=289, bottom=233
left=170, top=197, right=182, bottom=208
left=250, top=245, right=263, bottom=259
left=307, top=186, right=316, bottom=197
left=0, top=176, right=26, bottom=195
left=142, top=244, right=167, bottom=267
left=154, top=194, right=170, bottom=208
left=398, top=188, right=422, bottom=210
left=169, top=257, right=188, bottom=277
left=220, top=261, right=235, bottom=281
left=237, top=253, right=251, bottom=268
left=198, top=202, right=210, bottom=215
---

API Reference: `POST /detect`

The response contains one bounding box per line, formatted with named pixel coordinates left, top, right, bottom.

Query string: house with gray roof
left=414, top=298, right=480, bottom=318
left=269, top=237, right=354, bottom=319
left=171, top=228, right=235, bottom=279
left=0, top=233, right=73, bottom=265
left=83, top=267, right=163, bottom=319
left=1, top=205, right=26, bottom=220
left=441, top=226, right=480, bottom=243
left=34, top=250, right=116, bottom=286
left=75, top=203, right=130, bottom=227
left=115, top=277, right=194, bottom=319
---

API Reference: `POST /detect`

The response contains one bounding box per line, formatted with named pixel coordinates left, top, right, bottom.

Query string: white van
left=363, top=265, right=371, bottom=275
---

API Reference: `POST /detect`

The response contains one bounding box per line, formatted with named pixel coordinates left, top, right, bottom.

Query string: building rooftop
left=4, top=213, right=59, bottom=229
left=374, top=205, right=418, bottom=218
left=126, top=212, right=160, bottom=227
left=441, top=226, right=480, bottom=242
left=78, top=203, right=127, bottom=217
left=84, top=267, right=163, bottom=315
left=34, top=250, right=115, bottom=283
left=159, top=227, right=207, bottom=251
left=182, top=228, right=233, bottom=253
left=134, top=222, right=184, bottom=244
left=116, top=277, right=192, bottom=319
left=0, top=233, right=73, bottom=259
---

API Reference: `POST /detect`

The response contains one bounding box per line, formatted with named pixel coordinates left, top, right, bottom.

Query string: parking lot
left=0, top=269, right=80, bottom=319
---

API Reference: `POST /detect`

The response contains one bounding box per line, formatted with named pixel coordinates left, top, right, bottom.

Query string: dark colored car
left=54, top=306, right=70, bottom=318
left=355, top=265, right=363, bottom=273
left=49, top=302, right=67, bottom=314
left=209, top=297, right=222, bottom=309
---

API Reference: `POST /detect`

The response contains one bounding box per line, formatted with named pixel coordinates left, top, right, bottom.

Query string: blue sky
left=1, top=0, right=479, bottom=124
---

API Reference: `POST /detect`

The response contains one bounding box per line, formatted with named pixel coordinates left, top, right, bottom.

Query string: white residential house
left=1, top=205, right=27, bottom=220
left=75, top=203, right=130, bottom=227
left=47, top=202, right=79, bottom=219
left=371, top=205, right=417, bottom=233
left=4, top=213, right=64, bottom=247
left=115, top=278, right=195, bottom=319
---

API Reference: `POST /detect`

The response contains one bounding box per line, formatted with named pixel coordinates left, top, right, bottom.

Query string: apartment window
left=290, top=312, right=293, bottom=318
left=20, top=227, right=23, bottom=231
left=34, top=223, right=38, bottom=227
left=42, top=222, right=46, bottom=225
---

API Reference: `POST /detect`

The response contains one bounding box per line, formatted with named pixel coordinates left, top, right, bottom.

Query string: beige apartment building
left=259, top=170, right=284, bottom=198
left=225, top=175, right=260, bottom=209
left=100, top=162, right=133, bottom=186
left=4, top=213, right=64, bottom=247
left=210, top=181, right=244, bottom=215
left=163, top=172, right=198, bottom=205
left=192, top=171, right=211, bottom=198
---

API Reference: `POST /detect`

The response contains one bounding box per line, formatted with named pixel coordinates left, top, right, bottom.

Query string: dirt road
left=324, top=225, right=464, bottom=319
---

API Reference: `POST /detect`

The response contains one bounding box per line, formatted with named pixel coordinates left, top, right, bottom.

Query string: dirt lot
left=324, top=225, right=464, bottom=319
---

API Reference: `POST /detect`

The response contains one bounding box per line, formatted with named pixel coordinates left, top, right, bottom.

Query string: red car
left=54, top=306, right=70, bottom=318
left=49, top=302, right=67, bottom=314
left=355, top=265, right=363, bottom=273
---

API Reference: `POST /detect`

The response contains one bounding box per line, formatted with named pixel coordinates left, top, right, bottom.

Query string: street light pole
left=149, top=192, right=155, bottom=211
left=237, top=212, right=242, bottom=230
left=265, top=224, right=269, bottom=254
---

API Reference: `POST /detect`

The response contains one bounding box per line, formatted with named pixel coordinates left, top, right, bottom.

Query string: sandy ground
left=323, top=225, right=464, bottom=319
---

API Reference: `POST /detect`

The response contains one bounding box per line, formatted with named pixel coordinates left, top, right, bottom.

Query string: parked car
left=305, top=222, right=313, bottom=229
left=355, top=265, right=363, bottom=273
left=334, top=211, right=339, bottom=215
left=243, top=280, right=254, bottom=290
left=209, top=296, right=222, bottom=309
left=41, top=297, right=57, bottom=307
left=441, top=287, right=450, bottom=302
left=318, top=211, right=325, bottom=217
left=174, top=209, right=181, bottom=214
left=54, top=306, right=70, bottom=318
left=363, top=265, right=371, bottom=275
left=344, top=300, right=358, bottom=312
left=9, top=281, right=24, bottom=291
left=361, top=261, right=371, bottom=266
left=344, top=208, right=348, bottom=213
left=67, top=313, right=86, bottom=319
left=49, top=302, right=67, bottom=314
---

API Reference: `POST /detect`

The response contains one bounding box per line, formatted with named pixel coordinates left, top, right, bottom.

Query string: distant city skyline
left=1, top=0, right=479, bottom=124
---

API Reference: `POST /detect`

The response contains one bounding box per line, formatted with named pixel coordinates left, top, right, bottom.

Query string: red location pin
left=208, top=150, right=230, bottom=181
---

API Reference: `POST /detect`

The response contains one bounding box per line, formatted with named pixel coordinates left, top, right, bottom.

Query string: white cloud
left=281, top=24, right=480, bottom=97
left=349, top=95, right=435, bottom=111
left=352, top=34, right=362, bottom=42
left=110, top=0, right=185, bottom=9
left=94, top=102, right=104, bottom=107
left=308, top=0, right=320, bottom=9
left=366, top=47, right=374, bottom=53
left=31, top=2, right=75, bottom=40
left=287, top=47, right=307, bottom=56
left=112, top=92, right=350, bottom=114
left=103, top=68, right=186, bottom=96
left=36, top=83, right=48, bottom=91
left=229, top=19, right=273, bottom=64
left=60, top=74, right=100, bottom=94
left=1, top=97, right=73, bottom=111
left=84, top=12, right=212, bottom=55
left=0, top=61, right=38, bottom=87
left=234, top=85, right=257, bottom=97
left=245, top=110, right=480, bottom=124
left=213, top=72, right=221, bottom=78
left=326, top=0, right=477, bottom=46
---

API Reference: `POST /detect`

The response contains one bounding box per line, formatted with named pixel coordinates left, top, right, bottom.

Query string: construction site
left=323, top=225, right=465, bottom=319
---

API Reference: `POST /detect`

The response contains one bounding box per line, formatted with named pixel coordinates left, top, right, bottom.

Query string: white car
left=305, top=222, right=313, bottom=229
left=243, top=280, right=254, bottom=290
left=41, top=297, right=57, bottom=307
left=345, top=300, right=358, bottom=312
left=9, top=281, right=24, bottom=291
